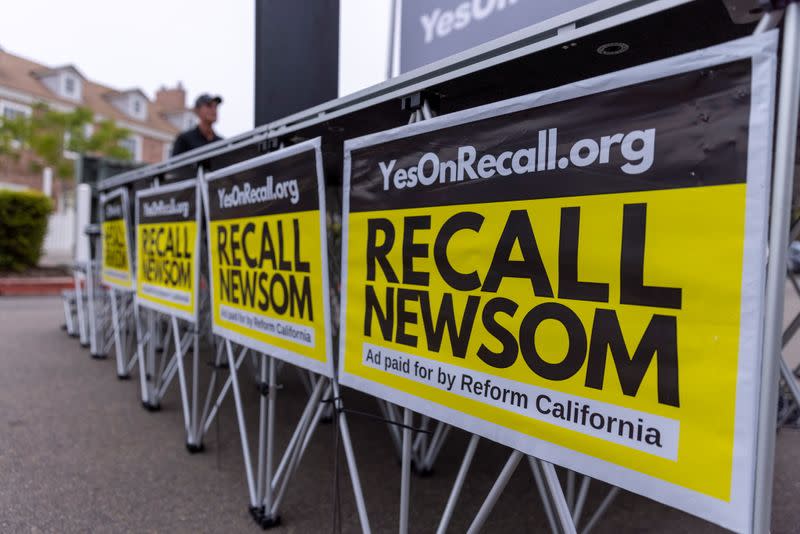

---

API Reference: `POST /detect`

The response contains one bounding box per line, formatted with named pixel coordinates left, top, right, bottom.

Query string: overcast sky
left=0, top=0, right=391, bottom=138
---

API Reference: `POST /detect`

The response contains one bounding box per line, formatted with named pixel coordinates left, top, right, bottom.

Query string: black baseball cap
left=194, top=93, right=222, bottom=108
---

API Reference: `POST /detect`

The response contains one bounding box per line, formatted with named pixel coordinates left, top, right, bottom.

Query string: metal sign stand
left=197, top=151, right=371, bottom=531
left=754, top=3, right=800, bottom=533
left=85, top=232, right=104, bottom=358
left=134, top=306, right=180, bottom=411
left=109, top=288, right=138, bottom=379
left=363, top=8, right=799, bottom=531
left=74, top=263, right=90, bottom=348
left=221, top=346, right=371, bottom=531
left=131, top=178, right=208, bottom=452
left=133, top=270, right=208, bottom=452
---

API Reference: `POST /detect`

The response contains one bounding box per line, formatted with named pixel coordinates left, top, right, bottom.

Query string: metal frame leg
left=171, top=315, right=193, bottom=443
left=257, top=355, right=268, bottom=509
left=377, top=399, right=403, bottom=458
left=530, top=457, right=559, bottom=534
left=200, top=346, right=248, bottom=439
left=581, top=487, right=620, bottom=534
left=572, top=476, right=591, bottom=528
left=538, top=460, right=577, bottom=534
left=134, top=303, right=150, bottom=405
left=436, top=434, right=480, bottom=534
left=146, top=310, right=158, bottom=407
left=225, top=339, right=258, bottom=509
left=197, top=339, right=226, bottom=432
left=399, top=408, right=413, bottom=534
left=62, top=290, right=76, bottom=336
left=191, top=328, right=200, bottom=444
left=87, top=260, right=101, bottom=357
left=110, top=288, right=127, bottom=377
left=422, top=422, right=451, bottom=472
left=466, top=450, right=524, bottom=534
left=258, top=355, right=278, bottom=524
left=271, top=377, right=326, bottom=493
left=331, top=378, right=371, bottom=534
left=754, top=5, right=800, bottom=532
left=75, top=270, right=89, bottom=347
left=267, top=377, right=327, bottom=521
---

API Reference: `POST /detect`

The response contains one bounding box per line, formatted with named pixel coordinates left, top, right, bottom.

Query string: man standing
left=171, top=94, right=223, bottom=156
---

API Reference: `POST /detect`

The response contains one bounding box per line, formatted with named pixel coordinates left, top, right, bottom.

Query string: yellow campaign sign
left=100, top=188, right=134, bottom=291
left=135, top=180, right=200, bottom=322
left=204, top=140, right=333, bottom=377
left=339, top=35, right=777, bottom=532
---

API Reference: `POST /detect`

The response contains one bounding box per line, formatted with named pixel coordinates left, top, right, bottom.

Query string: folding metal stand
left=222, top=340, right=370, bottom=531
left=432, top=433, right=619, bottom=534
left=109, top=288, right=138, bottom=379
left=86, top=238, right=116, bottom=360
left=62, top=288, right=78, bottom=337
left=74, top=263, right=90, bottom=347
left=754, top=4, right=800, bottom=532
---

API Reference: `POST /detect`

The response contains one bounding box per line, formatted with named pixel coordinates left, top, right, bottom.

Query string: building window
left=4, top=107, right=24, bottom=120
left=65, top=76, right=76, bottom=96
left=0, top=101, right=32, bottom=121
left=119, top=136, right=142, bottom=161
left=58, top=73, right=81, bottom=101
left=128, top=95, right=147, bottom=120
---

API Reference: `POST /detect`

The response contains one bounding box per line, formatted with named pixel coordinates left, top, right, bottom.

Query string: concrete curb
left=0, top=277, right=74, bottom=296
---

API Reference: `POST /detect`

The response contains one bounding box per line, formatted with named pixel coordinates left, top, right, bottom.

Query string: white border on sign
left=201, top=138, right=335, bottom=379
left=134, top=178, right=202, bottom=323
left=99, top=187, right=135, bottom=292
left=339, top=32, right=777, bottom=533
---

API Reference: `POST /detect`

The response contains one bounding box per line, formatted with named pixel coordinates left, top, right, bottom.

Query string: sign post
left=340, top=33, right=778, bottom=532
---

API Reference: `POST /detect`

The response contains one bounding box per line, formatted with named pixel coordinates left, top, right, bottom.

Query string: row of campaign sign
left=100, top=34, right=777, bottom=533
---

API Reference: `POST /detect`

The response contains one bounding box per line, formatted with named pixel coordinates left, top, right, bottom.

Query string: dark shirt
left=171, top=126, right=221, bottom=157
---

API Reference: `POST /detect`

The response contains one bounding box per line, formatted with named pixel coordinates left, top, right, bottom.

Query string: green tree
left=0, top=103, right=133, bottom=179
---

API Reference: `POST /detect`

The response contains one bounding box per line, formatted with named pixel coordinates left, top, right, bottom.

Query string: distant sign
left=398, top=0, right=602, bottom=73
left=135, top=180, right=201, bottom=322
left=100, top=187, right=134, bottom=291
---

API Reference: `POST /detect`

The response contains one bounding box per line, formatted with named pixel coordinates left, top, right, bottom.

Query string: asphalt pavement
left=1, top=295, right=800, bottom=533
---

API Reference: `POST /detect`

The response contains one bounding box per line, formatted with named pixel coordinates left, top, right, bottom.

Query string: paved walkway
left=1, top=296, right=800, bottom=533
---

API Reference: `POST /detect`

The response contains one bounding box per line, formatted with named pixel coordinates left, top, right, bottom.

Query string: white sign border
left=201, top=138, right=335, bottom=379
left=134, top=178, right=202, bottom=324
left=99, top=186, right=135, bottom=292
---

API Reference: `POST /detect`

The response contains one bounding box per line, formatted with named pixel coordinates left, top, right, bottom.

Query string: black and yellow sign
left=100, top=187, right=134, bottom=291
left=204, top=139, right=333, bottom=377
left=339, top=35, right=777, bottom=531
left=135, top=179, right=200, bottom=322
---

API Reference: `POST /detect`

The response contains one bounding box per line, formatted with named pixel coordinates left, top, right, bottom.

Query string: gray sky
left=0, top=0, right=391, bottom=138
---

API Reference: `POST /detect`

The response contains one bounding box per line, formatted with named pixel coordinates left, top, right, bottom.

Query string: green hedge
left=0, top=189, right=53, bottom=272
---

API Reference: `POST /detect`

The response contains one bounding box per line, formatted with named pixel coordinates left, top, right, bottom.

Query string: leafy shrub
left=0, top=189, right=53, bottom=272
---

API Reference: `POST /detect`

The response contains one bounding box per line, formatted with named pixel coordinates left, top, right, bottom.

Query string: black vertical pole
left=254, top=0, right=340, bottom=126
